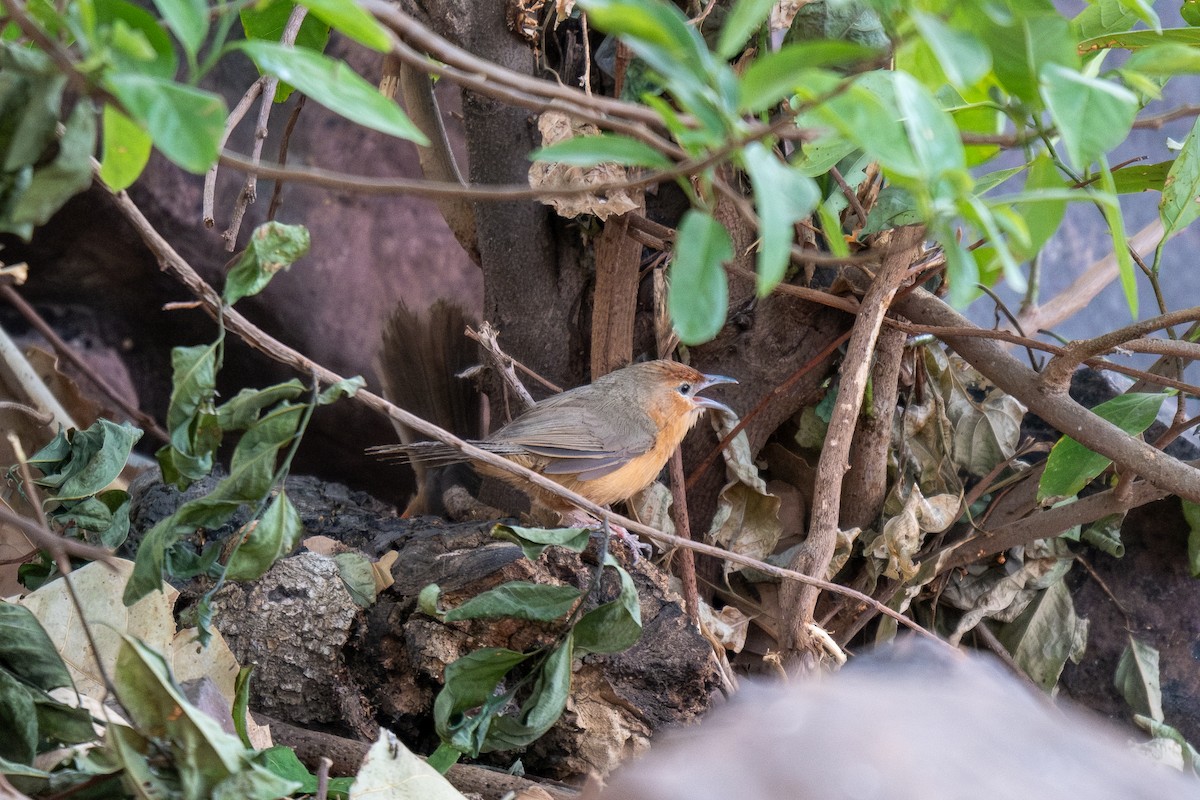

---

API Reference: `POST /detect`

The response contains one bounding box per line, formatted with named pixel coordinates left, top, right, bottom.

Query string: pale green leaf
left=1038, top=392, right=1167, bottom=501
left=912, top=10, right=990, bottom=89
left=1115, top=636, right=1164, bottom=722
left=104, top=73, right=226, bottom=173
left=716, top=0, right=776, bottom=59
left=233, top=41, right=428, bottom=144
left=530, top=133, right=673, bottom=170
left=297, top=0, right=390, bottom=52
left=1154, top=116, right=1200, bottom=271
left=1040, top=64, right=1137, bottom=171
left=668, top=210, right=731, bottom=344
left=151, top=0, right=207, bottom=61
left=98, top=104, right=151, bottom=191
left=742, top=142, right=819, bottom=295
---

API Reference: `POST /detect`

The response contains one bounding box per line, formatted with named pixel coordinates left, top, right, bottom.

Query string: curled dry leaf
left=942, top=537, right=1074, bottom=645
left=924, top=348, right=1025, bottom=478
left=868, top=486, right=959, bottom=582
left=528, top=112, right=639, bottom=220
left=699, top=600, right=749, bottom=653
left=705, top=407, right=783, bottom=573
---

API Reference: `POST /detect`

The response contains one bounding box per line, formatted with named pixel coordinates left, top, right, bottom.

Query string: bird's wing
left=494, top=395, right=657, bottom=480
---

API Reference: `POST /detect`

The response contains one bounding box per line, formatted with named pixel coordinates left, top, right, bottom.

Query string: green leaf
left=98, top=104, right=152, bottom=191
left=579, top=0, right=705, bottom=71
left=1115, top=636, right=1163, bottom=722
left=1078, top=27, right=1200, bottom=55
left=493, top=525, right=592, bottom=559
left=861, top=185, right=920, bottom=235
left=486, top=638, right=574, bottom=750
left=32, top=694, right=97, bottom=745
left=812, top=71, right=964, bottom=182
left=1155, top=116, right=1200, bottom=271
left=151, top=0, right=207, bottom=61
left=996, top=579, right=1088, bottom=691
left=443, top=582, right=582, bottom=622
left=1038, top=392, right=1168, bottom=501
left=715, top=0, right=776, bottom=59
left=223, top=221, right=311, bottom=305
left=239, top=0, right=331, bottom=102
left=1186, top=0, right=1200, bottom=25
left=434, top=648, right=531, bottom=756
left=216, top=380, right=305, bottom=431
left=225, top=490, right=303, bottom=581
left=0, top=602, right=73, bottom=692
left=30, top=418, right=141, bottom=502
left=6, top=100, right=96, bottom=232
left=334, top=552, right=377, bottom=607
left=233, top=41, right=428, bottom=144
left=979, top=13, right=1077, bottom=104
left=573, top=558, right=642, bottom=655
left=240, top=0, right=330, bottom=51
left=1072, top=0, right=1138, bottom=40
left=739, top=42, right=869, bottom=113
left=0, top=669, right=37, bottom=765
left=128, top=404, right=306, bottom=604
left=1013, top=153, right=1067, bottom=260
left=1111, top=160, right=1173, bottom=194
left=1183, top=500, right=1200, bottom=578
left=668, top=209, right=731, bottom=345
left=530, top=133, right=673, bottom=170
left=1080, top=512, right=1125, bottom=558
left=742, top=142, right=819, bottom=296
left=1125, top=43, right=1200, bottom=75
left=317, top=375, right=364, bottom=404
left=257, top=746, right=352, bottom=798
left=912, top=11, right=990, bottom=89
left=297, top=0, right=390, bottom=52
left=95, top=0, right=178, bottom=79
left=233, top=666, right=254, bottom=748
left=1097, top=158, right=1136, bottom=315
left=56, top=490, right=132, bottom=548
left=104, top=73, right=226, bottom=173
left=158, top=341, right=221, bottom=488
left=1040, top=64, right=1137, bottom=171
left=113, top=636, right=300, bottom=799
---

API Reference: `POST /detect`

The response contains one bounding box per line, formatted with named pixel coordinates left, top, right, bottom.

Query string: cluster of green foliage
left=421, top=525, right=642, bottom=771
left=535, top=0, right=1200, bottom=335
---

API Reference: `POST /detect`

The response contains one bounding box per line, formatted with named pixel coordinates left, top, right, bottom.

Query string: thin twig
left=0, top=400, right=52, bottom=425
left=668, top=447, right=699, bottom=624
left=222, top=5, right=307, bottom=250
left=1041, top=306, right=1200, bottom=390
left=9, top=437, right=119, bottom=701
left=204, top=77, right=267, bottom=228
left=267, top=95, right=307, bottom=221
left=466, top=323, right=538, bottom=411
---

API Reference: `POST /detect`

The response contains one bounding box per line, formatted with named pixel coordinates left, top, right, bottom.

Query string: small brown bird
left=375, top=360, right=736, bottom=537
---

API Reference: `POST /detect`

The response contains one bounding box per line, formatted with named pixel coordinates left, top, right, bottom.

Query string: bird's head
left=641, top=361, right=738, bottom=431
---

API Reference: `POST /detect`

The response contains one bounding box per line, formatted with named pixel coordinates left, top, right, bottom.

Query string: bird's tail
left=375, top=299, right=480, bottom=443
left=367, top=439, right=524, bottom=468
left=375, top=300, right=482, bottom=514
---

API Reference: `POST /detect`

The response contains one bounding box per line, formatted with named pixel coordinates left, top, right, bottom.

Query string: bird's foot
left=562, top=509, right=652, bottom=561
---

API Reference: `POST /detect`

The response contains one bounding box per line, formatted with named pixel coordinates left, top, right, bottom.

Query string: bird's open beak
left=694, top=373, right=737, bottom=415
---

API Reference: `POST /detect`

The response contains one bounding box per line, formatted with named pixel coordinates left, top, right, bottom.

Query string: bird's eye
left=678, top=382, right=692, bottom=395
